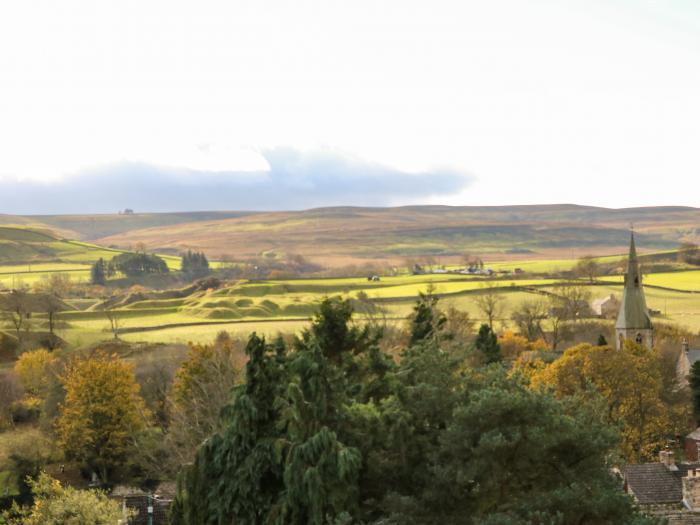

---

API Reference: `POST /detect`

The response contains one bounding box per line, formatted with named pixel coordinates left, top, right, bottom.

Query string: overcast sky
left=1, top=0, right=699, bottom=213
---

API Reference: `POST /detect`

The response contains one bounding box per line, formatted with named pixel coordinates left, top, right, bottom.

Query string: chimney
left=683, top=338, right=690, bottom=354
left=660, top=449, right=677, bottom=470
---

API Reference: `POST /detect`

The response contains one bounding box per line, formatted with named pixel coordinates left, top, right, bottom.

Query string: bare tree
left=555, top=284, right=593, bottom=322
left=475, top=284, right=505, bottom=329
left=545, top=296, right=572, bottom=351
left=0, top=290, right=31, bottom=350
left=37, top=293, right=70, bottom=340
left=511, top=299, right=548, bottom=341
left=0, top=370, right=22, bottom=429
left=33, top=273, right=74, bottom=297
left=575, top=256, right=600, bottom=283
left=104, top=308, right=121, bottom=340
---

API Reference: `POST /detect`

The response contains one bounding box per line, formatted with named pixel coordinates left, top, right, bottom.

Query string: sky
left=1, top=0, right=699, bottom=213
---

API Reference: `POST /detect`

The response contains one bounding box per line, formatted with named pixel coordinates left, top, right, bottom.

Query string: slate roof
left=623, top=463, right=700, bottom=505
left=616, top=233, right=653, bottom=330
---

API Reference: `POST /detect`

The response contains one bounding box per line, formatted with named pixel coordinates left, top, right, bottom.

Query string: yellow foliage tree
left=167, top=342, right=240, bottom=464
left=56, top=351, right=148, bottom=483
left=14, top=349, right=57, bottom=398
left=0, top=472, right=126, bottom=524
left=532, top=342, right=671, bottom=462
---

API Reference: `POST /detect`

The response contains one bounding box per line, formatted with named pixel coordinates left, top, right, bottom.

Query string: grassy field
left=30, top=263, right=697, bottom=350
left=598, top=270, right=700, bottom=292
left=0, top=226, right=184, bottom=288
left=3, top=219, right=700, bottom=350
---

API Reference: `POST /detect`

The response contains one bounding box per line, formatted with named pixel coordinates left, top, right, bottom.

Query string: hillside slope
left=95, top=205, right=700, bottom=267
left=0, top=211, right=255, bottom=241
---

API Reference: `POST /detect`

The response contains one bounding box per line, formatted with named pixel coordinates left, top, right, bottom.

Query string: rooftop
left=623, top=462, right=700, bottom=505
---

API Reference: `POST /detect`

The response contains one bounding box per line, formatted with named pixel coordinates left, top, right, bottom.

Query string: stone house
left=622, top=450, right=700, bottom=523
left=592, top=294, right=620, bottom=319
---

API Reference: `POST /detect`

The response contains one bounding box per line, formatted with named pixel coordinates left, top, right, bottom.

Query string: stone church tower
left=615, top=232, right=653, bottom=350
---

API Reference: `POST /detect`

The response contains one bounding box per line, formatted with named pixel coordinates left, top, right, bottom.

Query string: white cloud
left=0, top=0, right=699, bottom=207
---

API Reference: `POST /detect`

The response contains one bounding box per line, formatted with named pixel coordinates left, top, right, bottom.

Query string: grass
left=119, top=319, right=311, bottom=344
left=0, top=226, right=182, bottom=286
left=3, top=222, right=700, bottom=350
left=598, top=270, right=700, bottom=292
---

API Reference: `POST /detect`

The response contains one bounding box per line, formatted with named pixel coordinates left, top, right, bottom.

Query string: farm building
left=592, top=294, right=620, bottom=319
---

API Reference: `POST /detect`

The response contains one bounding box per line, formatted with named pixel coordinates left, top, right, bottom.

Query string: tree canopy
left=171, top=297, right=651, bottom=525
left=56, top=351, right=148, bottom=483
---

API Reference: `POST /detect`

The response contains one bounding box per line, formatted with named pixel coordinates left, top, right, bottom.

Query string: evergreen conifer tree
left=90, top=258, right=106, bottom=285
left=475, top=323, right=501, bottom=363
left=171, top=334, right=287, bottom=524
left=409, top=289, right=446, bottom=346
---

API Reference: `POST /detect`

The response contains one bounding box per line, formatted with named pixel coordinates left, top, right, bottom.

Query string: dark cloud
left=0, top=148, right=473, bottom=214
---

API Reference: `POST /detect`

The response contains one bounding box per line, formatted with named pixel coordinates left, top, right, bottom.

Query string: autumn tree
left=166, top=339, right=241, bottom=465
left=14, top=349, right=57, bottom=399
left=0, top=473, right=126, bottom=525
left=498, top=330, right=532, bottom=360
left=532, top=342, right=671, bottom=461
left=56, top=351, right=148, bottom=483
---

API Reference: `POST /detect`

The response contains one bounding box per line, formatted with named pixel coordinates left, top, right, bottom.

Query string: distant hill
left=0, top=211, right=254, bottom=240
left=4, top=205, right=700, bottom=269
left=86, top=205, right=700, bottom=267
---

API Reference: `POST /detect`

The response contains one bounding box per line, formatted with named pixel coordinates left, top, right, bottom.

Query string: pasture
left=31, top=265, right=699, bottom=350
left=0, top=226, right=182, bottom=288
left=2, top=223, right=700, bottom=351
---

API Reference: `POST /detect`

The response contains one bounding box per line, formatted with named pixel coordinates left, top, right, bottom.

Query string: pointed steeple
left=616, top=231, right=652, bottom=332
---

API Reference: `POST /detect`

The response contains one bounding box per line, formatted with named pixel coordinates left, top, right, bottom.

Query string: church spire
left=615, top=231, right=653, bottom=349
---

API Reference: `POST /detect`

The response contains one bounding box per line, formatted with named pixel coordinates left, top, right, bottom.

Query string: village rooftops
left=623, top=462, right=694, bottom=505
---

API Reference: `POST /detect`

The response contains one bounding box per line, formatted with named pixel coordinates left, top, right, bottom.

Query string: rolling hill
left=4, top=205, right=700, bottom=269
left=93, top=205, right=700, bottom=267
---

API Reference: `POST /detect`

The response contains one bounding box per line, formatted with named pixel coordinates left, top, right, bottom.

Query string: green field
left=2, top=222, right=700, bottom=350
left=598, top=270, right=700, bottom=292
left=0, top=226, right=183, bottom=288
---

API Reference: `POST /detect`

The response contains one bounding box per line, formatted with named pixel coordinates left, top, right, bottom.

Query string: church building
left=615, top=232, right=653, bottom=350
